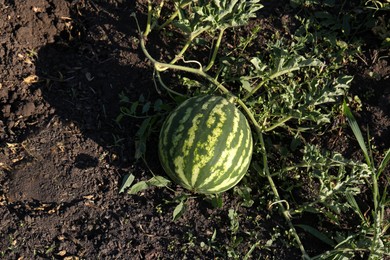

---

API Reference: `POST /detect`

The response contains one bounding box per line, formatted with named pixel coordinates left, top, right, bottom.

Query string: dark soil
left=0, top=0, right=389, bottom=259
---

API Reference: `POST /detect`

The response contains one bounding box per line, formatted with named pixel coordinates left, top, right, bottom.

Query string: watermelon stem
left=155, top=1, right=191, bottom=32
left=134, top=12, right=295, bottom=136
left=154, top=70, right=186, bottom=97
left=263, top=115, right=293, bottom=132
left=259, top=132, right=310, bottom=259
left=204, top=28, right=226, bottom=72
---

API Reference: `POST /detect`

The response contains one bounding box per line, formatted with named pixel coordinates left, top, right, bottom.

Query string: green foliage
left=128, top=0, right=390, bottom=258
left=116, top=93, right=171, bottom=159
left=342, top=102, right=390, bottom=260
left=288, top=144, right=371, bottom=220
left=234, top=186, right=254, bottom=207
left=119, top=173, right=135, bottom=193
left=119, top=173, right=171, bottom=194
left=163, top=0, right=263, bottom=33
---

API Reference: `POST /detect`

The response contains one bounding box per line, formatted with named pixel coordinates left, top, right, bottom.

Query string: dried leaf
left=23, top=75, right=39, bottom=84
left=57, top=250, right=67, bottom=256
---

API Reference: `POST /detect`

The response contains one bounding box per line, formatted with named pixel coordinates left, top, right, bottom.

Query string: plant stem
left=258, top=132, right=310, bottom=259
left=155, top=70, right=185, bottom=97
left=243, top=66, right=307, bottom=101
left=144, top=1, right=153, bottom=37
left=138, top=27, right=285, bottom=136
left=170, top=27, right=209, bottom=65
left=204, top=28, right=225, bottom=72
left=156, top=1, right=192, bottom=31
left=369, top=168, right=381, bottom=259
left=264, top=115, right=293, bottom=132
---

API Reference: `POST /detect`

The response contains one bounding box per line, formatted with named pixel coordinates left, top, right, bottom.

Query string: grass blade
left=378, top=149, right=390, bottom=177
left=345, top=193, right=365, bottom=223
left=296, top=224, right=335, bottom=247
left=343, top=101, right=371, bottom=166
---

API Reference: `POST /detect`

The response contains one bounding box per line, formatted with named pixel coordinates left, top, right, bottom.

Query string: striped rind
left=158, top=95, right=253, bottom=194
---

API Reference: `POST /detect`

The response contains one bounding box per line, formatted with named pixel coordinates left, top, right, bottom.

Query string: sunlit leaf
left=240, top=78, right=252, bottom=92
left=128, top=181, right=149, bottom=195
left=343, top=101, right=371, bottom=166
left=173, top=201, right=186, bottom=221
left=147, top=176, right=171, bottom=187
left=378, top=149, right=390, bottom=177
left=119, top=173, right=135, bottom=193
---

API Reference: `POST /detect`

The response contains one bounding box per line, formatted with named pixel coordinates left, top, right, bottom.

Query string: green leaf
left=240, top=78, right=252, bottom=92
left=130, top=101, right=138, bottom=115
left=269, top=54, right=324, bottom=80
left=234, top=186, right=254, bottom=207
left=142, top=101, right=151, bottom=114
left=296, top=224, right=335, bottom=247
left=172, top=201, right=186, bottom=221
left=209, top=194, right=224, bottom=208
left=228, top=209, right=239, bottom=234
left=147, top=175, right=171, bottom=187
left=378, top=149, right=390, bottom=177
left=119, top=173, right=135, bottom=193
left=153, top=99, right=163, bottom=112
left=128, top=181, right=149, bottom=195
left=136, top=117, right=152, bottom=139
left=139, top=94, right=145, bottom=103
left=343, top=101, right=371, bottom=166
left=345, top=193, right=365, bottom=222
left=135, top=117, right=152, bottom=159
left=134, top=140, right=146, bottom=160
left=173, top=20, right=192, bottom=34
left=250, top=57, right=266, bottom=71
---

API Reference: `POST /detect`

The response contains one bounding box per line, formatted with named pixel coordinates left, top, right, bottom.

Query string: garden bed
left=0, top=0, right=389, bottom=259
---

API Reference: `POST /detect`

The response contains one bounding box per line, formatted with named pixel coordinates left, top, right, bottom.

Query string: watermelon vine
left=122, top=1, right=390, bottom=259
left=131, top=1, right=310, bottom=258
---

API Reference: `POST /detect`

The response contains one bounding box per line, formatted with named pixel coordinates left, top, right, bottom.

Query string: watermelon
left=158, top=95, right=253, bottom=194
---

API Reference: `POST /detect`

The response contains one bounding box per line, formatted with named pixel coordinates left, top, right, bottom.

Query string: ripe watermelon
left=158, top=95, right=253, bottom=194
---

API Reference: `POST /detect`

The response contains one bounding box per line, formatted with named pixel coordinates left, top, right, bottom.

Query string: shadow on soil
left=34, top=0, right=153, bottom=164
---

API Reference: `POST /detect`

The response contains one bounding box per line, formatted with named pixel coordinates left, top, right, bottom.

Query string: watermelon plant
left=124, top=0, right=390, bottom=258
left=158, top=95, right=253, bottom=194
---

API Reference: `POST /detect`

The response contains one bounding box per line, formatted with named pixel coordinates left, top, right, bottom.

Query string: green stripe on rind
left=189, top=98, right=228, bottom=187
left=196, top=110, right=253, bottom=194
left=158, top=95, right=253, bottom=194
left=173, top=96, right=217, bottom=187
left=159, top=95, right=211, bottom=189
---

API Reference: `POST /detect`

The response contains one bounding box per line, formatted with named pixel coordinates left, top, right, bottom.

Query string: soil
left=0, top=0, right=389, bottom=259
